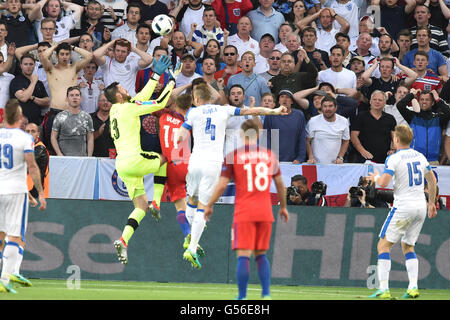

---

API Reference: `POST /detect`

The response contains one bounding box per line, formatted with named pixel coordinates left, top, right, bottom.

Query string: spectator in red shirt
left=214, top=44, right=241, bottom=86
left=211, top=0, right=254, bottom=35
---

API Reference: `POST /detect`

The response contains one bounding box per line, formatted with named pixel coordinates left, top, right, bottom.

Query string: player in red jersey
left=158, top=93, right=205, bottom=254
left=158, top=94, right=191, bottom=236
left=204, top=119, right=289, bottom=300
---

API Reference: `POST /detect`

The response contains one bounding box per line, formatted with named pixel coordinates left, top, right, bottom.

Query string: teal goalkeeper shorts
left=115, top=151, right=162, bottom=200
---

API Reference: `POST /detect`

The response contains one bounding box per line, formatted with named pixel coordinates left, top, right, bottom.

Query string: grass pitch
left=1, top=279, right=449, bottom=300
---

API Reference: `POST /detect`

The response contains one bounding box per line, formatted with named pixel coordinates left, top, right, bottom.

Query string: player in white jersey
left=366, top=124, right=437, bottom=299
left=177, top=83, right=288, bottom=269
left=0, top=99, right=46, bottom=294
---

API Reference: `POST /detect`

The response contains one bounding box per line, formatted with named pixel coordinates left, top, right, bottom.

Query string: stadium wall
left=24, top=200, right=450, bottom=289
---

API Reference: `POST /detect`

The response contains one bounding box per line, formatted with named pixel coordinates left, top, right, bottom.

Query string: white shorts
left=186, top=161, right=222, bottom=205
left=379, top=205, right=426, bottom=246
left=0, top=193, right=29, bottom=241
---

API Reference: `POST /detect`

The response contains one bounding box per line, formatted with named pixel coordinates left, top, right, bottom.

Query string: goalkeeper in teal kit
left=104, top=55, right=180, bottom=264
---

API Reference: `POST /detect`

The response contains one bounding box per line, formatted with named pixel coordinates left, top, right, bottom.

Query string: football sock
left=256, top=254, right=271, bottom=297
left=188, top=209, right=206, bottom=254
left=405, top=252, right=418, bottom=290
left=236, top=256, right=250, bottom=300
left=0, top=241, right=21, bottom=285
left=377, top=252, right=391, bottom=291
left=176, top=210, right=191, bottom=237
left=153, top=162, right=167, bottom=207
left=121, top=208, right=146, bottom=246
left=13, top=245, right=24, bottom=275
left=185, top=202, right=197, bottom=226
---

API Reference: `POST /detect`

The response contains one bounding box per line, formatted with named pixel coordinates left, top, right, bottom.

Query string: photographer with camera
left=344, top=176, right=393, bottom=208
left=287, top=174, right=327, bottom=206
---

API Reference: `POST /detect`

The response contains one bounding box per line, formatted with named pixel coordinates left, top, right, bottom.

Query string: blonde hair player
left=366, top=124, right=437, bottom=299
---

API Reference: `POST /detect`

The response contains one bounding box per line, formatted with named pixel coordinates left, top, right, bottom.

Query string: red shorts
left=166, top=161, right=188, bottom=201
left=231, top=221, right=272, bottom=251
left=0, top=108, right=3, bottom=123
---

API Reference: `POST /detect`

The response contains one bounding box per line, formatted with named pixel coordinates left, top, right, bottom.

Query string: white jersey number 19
left=0, top=143, right=14, bottom=169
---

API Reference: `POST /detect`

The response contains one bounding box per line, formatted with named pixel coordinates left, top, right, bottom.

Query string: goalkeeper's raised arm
left=104, top=55, right=180, bottom=116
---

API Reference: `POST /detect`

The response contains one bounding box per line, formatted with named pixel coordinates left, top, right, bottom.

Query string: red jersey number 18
left=243, top=162, right=269, bottom=192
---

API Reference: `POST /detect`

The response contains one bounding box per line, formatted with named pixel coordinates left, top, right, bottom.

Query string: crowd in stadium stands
left=0, top=0, right=450, bottom=167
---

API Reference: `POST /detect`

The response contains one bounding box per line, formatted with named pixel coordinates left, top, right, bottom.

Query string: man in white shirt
left=172, top=0, right=205, bottom=38
left=324, top=0, right=363, bottom=40
left=78, top=61, right=105, bottom=114
left=306, top=95, right=350, bottom=164
left=318, top=44, right=357, bottom=89
left=29, top=0, right=83, bottom=43
left=111, top=2, right=141, bottom=45
left=93, top=38, right=152, bottom=97
left=227, top=16, right=259, bottom=60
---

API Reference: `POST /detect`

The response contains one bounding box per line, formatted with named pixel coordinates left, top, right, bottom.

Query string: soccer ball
left=152, top=14, right=173, bottom=36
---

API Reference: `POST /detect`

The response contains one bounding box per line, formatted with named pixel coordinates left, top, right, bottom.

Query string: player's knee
left=401, top=242, right=415, bottom=254
left=254, top=250, right=267, bottom=257
left=7, top=236, right=21, bottom=245
left=377, top=239, right=393, bottom=254
left=188, top=195, right=198, bottom=206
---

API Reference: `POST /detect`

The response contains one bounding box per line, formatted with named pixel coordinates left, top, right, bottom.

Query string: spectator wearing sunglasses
left=259, top=49, right=282, bottom=82
left=214, top=45, right=241, bottom=86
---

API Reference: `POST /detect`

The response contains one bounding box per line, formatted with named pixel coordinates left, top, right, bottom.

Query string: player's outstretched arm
left=204, top=176, right=231, bottom=222
left=133, top=55, right=172, bottom=103
left=367, top=168, right=392, bottom=188
left=240, top=105, right=289, bottom=117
